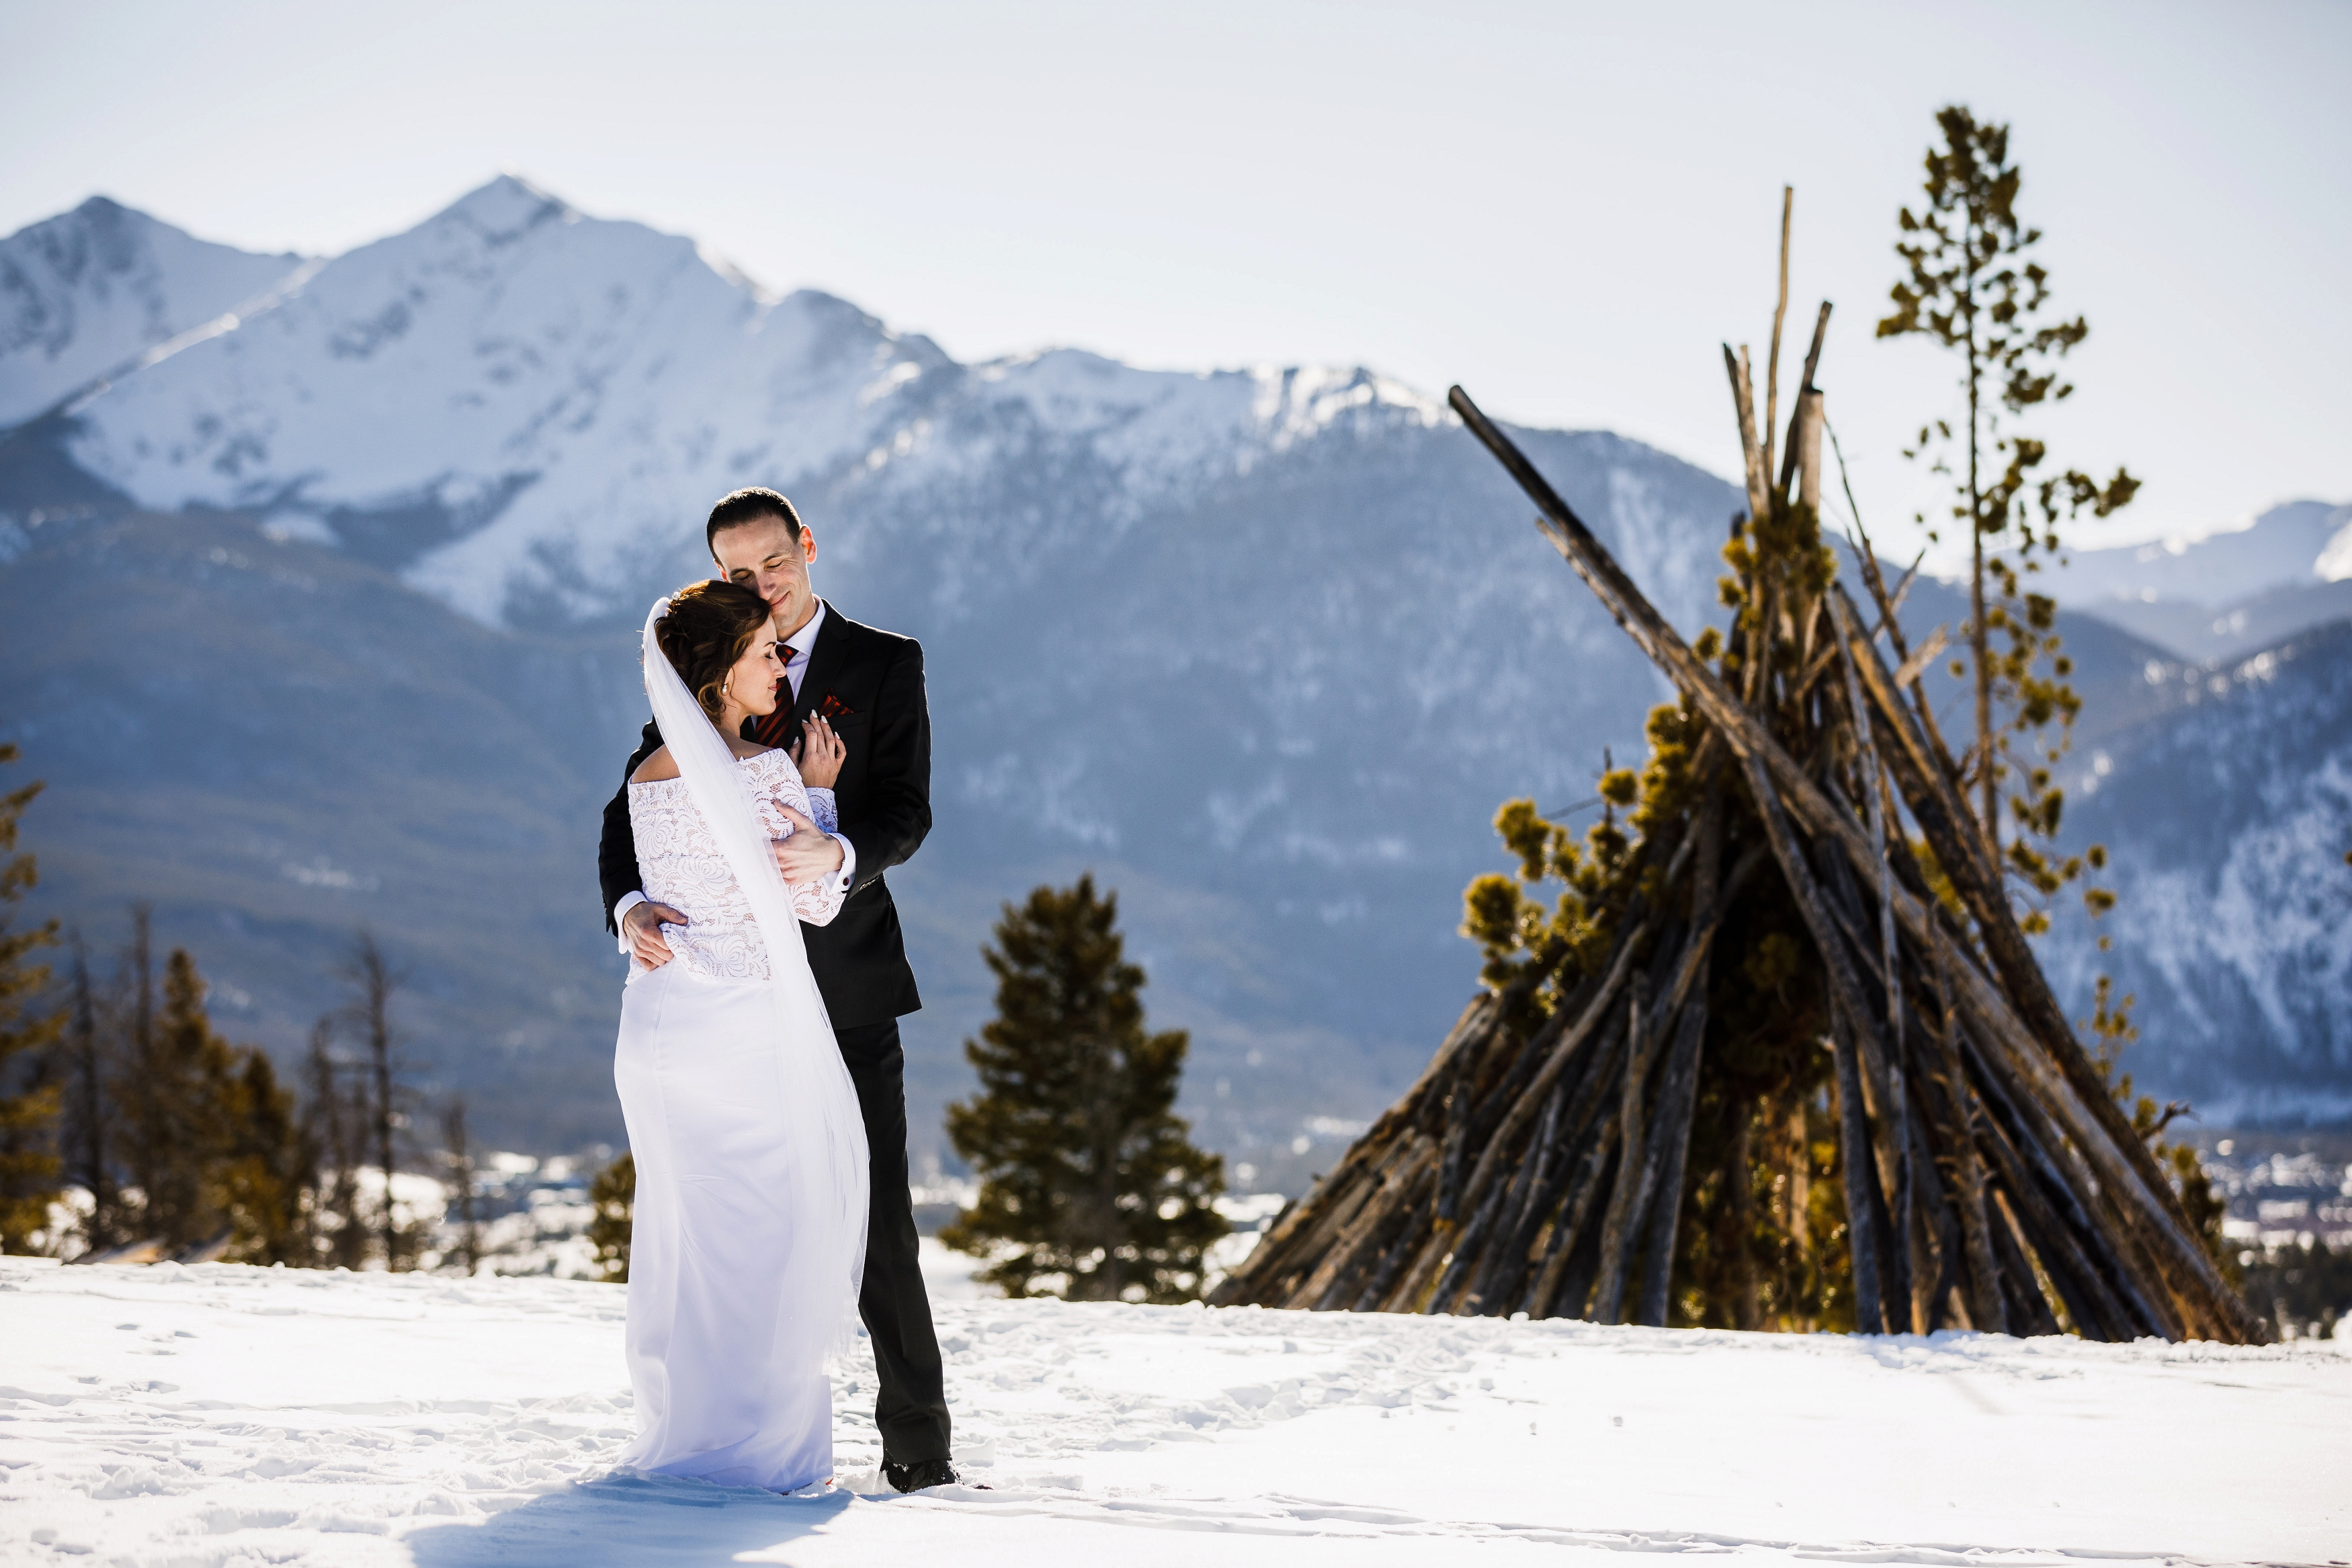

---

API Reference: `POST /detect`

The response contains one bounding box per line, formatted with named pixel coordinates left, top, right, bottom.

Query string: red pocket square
left=817, top=693, right=855, bottom=720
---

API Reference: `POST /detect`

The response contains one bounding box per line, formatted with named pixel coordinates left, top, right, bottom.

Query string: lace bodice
left=627, top=749, right=846, bottom=984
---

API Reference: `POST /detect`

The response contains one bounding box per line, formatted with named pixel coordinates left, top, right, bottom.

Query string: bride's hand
left=769, top=803, right=846, bottom=883
left=788, top=715, right=845, bottom=788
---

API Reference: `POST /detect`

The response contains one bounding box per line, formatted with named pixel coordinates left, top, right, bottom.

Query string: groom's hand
left=770, top=804, right=847, bottom=882
left=623, top=900, right=687, bottom=967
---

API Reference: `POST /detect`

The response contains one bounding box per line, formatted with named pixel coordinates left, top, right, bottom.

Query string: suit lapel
left=790, top=601, right=849, bottom=733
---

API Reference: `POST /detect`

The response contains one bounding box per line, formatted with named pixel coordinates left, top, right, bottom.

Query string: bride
left=612, top=579, right=870, bottom=1492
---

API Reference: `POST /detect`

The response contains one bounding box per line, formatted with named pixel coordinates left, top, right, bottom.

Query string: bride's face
left=725, top=628, right=785, bottom=717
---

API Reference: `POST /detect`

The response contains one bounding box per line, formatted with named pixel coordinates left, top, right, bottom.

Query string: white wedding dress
left=612, top=689, right=870, bottom=1491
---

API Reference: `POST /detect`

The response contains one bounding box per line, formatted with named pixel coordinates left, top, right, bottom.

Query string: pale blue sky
left=5, top=0, right=2345, bottom=566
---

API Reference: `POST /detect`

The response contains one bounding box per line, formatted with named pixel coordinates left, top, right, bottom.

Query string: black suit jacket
left=598, top=602, right=929, bottom=1028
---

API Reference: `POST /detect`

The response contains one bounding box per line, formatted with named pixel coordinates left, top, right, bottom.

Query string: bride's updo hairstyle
left=657, top=579, right=773, bottom=722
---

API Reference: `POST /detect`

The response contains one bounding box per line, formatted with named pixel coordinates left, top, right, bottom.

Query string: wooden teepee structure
left=1211, top=202, right=2259, bottom=1342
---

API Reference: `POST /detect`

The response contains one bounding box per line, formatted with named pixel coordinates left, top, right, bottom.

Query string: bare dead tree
left=439, top=1096, right=481, bottom=1277
left=339, top=930, right=407, bottom=1270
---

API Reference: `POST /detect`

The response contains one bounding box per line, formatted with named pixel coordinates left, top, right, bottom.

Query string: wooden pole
left=1810, top=838, right=1911, bottom=1321
left=1826, top=421, right=1965, bottom=783
left=1471, top=1000, right=1631, bottom=1315
left=1325, top=1156, right=1439, bottom=1310
left=1459, top=1082, right=1567, bottom=1315
left=1925, top=929, right=2008, bottom=1334
left=1966, top=1073, right=2131, bottom=1338
left=1733, top=744, right=1890, bottom=1332
left=1634, top=992, right=1709, bottom=1326
left=1484, top=1113, right=1602, bottom=1315
left=1436, top=1053, right=1476, bottom=1223
left=1528, top=1115, right=1622, bottom=1318
left=1778, top=305, right=1833, bottom=500
left=1349, top=1181, right=1439, bottom=1311
left=1796, top=389, right=1825, bottom=517
left=1959, top=1019, right=2179, bottom=1339
left=1632, top=780, right=1726, bottom=1327
left=1988, top=1187, right=2064, bottom=1337
left=1588, top=975, right=1653, bottom=1323
left=1427, top=1174, right=1513, bottom=1315
left=1826, top=1002, right=1889, bottom=1333
left=1296, top=1135, right=1438, bottom=1309
left=1723, top=347, right=1773, bottom=529
left=1829, top=586, right=1911, bottom=1322
left=1763, top=185, right=1793, bottom=490
left=1898, top=1078, right=1956, bottom=1331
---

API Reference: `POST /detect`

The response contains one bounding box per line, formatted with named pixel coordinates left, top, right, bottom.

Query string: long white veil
left=639, top=594, right=868, bottom=1352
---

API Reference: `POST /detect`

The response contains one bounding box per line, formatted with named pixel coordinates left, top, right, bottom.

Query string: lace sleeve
left=804, top=787, right=840, bottom=836
left=751, top=753, right=847, bottom=929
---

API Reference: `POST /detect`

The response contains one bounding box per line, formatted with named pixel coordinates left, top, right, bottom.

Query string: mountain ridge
left=41, top=175, right=1458, bottom=631
left=2054, top=499, right=2352, bottom=662
left=3, top=179, right=2347, bottom=1170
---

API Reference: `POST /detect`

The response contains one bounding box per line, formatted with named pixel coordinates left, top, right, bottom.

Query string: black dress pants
left=833, top=1016, right=952, bottom=1463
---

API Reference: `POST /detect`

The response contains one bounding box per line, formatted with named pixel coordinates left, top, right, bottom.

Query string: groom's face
left=713, top=515, right=819, bottom=640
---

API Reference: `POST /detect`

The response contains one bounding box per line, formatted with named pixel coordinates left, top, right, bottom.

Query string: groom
left=597, top=486, right=958, bottom=1491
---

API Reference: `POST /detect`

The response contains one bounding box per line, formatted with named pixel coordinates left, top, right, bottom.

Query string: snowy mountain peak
left=0, top=195, right=302, bottom=427
left=432, top=172, right=578, bottom=247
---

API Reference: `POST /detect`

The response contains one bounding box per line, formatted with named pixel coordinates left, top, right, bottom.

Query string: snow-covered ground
left=2, top=1259, right=2345, bottom=1567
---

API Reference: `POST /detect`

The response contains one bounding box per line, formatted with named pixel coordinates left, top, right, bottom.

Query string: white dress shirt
left=614, top=599, right=857, bottom=945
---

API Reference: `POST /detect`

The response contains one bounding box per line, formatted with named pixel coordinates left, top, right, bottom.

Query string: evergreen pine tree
left=100, top=943, right=315, bottom=1260
left=587, top=1151, right=634, bottom=1284
left=0, top=743, right=64, bottom=1253
left=120, top=948, right=241, bottom=1250
left=942, top=875, right=1227, bottom=1303
left=1875, top=105, right=2138, bottom=920
left=218, top=1043, right=312, bottom=1265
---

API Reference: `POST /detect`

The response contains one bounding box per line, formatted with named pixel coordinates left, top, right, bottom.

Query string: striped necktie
left=753, top=638, right=807, bottom=746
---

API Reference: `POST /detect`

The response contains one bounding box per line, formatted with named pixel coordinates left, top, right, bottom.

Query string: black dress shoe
left=882, top=1456, right=963, bottom=1492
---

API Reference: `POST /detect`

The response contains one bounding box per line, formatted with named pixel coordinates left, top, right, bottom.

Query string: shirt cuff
left=613, top=889, right=647, bottom=953
left=829, top=834, right=857, bottom=893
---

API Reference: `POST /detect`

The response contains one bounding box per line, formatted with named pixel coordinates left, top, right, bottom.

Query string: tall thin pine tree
left=1875, top=105, right=2137, bottom=919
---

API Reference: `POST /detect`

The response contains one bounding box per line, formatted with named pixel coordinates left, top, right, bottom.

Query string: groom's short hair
left=706, top=487, right=804, bottom=558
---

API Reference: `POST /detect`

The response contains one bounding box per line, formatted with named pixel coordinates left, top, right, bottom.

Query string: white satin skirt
left=612, top=961, right=866, bottom=1492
